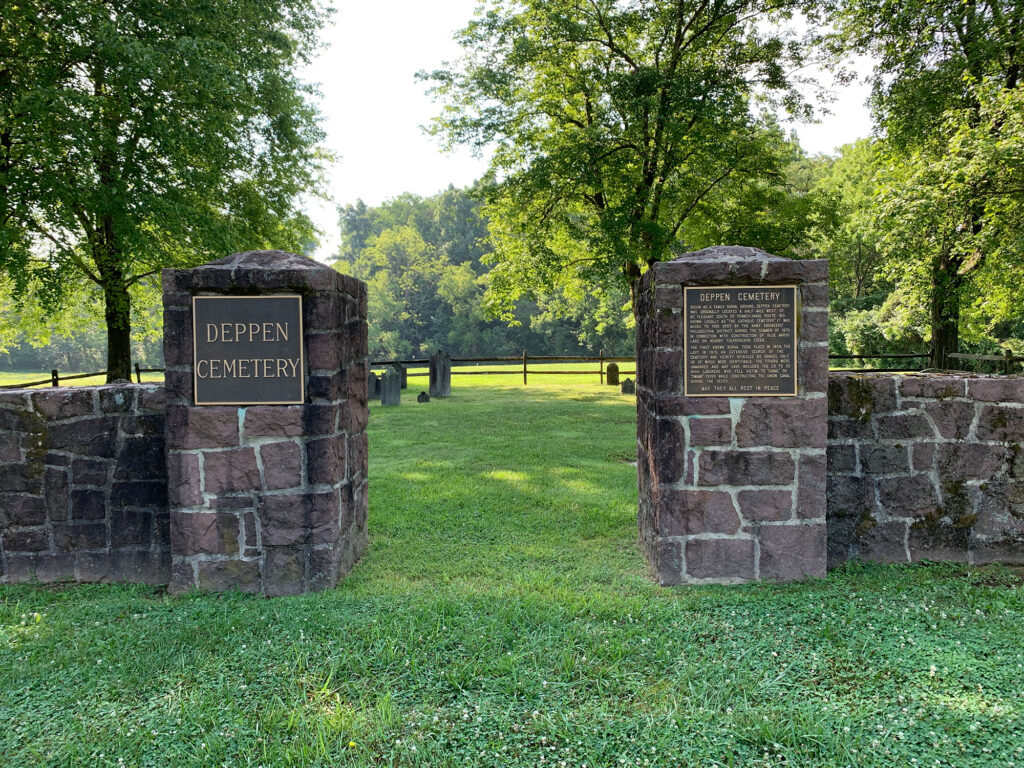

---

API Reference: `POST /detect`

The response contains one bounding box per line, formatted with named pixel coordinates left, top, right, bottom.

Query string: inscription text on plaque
left=684, top=286, right=797, bottom=397
left=192, top=295, right=304, bottom=405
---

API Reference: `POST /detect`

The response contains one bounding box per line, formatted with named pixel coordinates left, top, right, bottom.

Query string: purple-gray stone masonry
left=162, top=250, right=369, bottom=596
left=635, top=246, right=829, bottom=584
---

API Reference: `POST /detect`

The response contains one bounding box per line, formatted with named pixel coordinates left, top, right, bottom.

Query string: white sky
left=301, top=0, right=875, bottom=260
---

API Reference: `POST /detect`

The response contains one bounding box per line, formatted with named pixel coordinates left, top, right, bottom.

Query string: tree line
left=1, top=0, right=1022, bottom=374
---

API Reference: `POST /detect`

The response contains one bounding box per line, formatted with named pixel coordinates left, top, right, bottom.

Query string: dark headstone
left=620, top=378, right=635, bottom=394
left=381, top=367, right=401, bottom=406
left=368, top=371, right=380, bottom=398
left=606, top=362, right=620, bottom=386
left=429, top=349, right=451, bottom=398
left=391, top=363, right=408, bottom=389
left=417, top=391, right=430, bottom=403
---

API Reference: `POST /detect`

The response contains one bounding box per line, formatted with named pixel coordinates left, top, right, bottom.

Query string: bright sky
left=301, top=0, right=875, bottom=260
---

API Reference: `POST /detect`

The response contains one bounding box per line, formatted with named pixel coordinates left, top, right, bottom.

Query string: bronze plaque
left=192, top=295, right=304, bottom=405
left=684, top=286, right=797, bottom=397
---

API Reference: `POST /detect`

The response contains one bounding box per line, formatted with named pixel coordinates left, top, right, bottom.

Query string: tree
left=422, top=0, right=817, bottom=312
left=0, top=0, right=328, bottom=380
left=830, top=0, right=1024, bottom=366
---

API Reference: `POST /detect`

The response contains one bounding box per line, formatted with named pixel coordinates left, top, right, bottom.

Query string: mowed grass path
left=2, top=374, right=1023, bottom=767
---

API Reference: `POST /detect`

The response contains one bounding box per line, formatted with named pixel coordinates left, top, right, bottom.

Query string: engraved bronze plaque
left=684, top=286, right=797, bottom=397
left=192, top=295, right=304, bottom=405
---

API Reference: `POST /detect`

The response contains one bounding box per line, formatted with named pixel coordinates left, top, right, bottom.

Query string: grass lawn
left=0, top=371, right=164, bottom=388
left=2, top=374, right=1023, bottom=767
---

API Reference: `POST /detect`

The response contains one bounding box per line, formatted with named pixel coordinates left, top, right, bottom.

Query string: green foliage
left=0, top=0, right=330, bottom=378
left=423, top=0, right=821, bottom=310
left=3, top=378, right=1024, bottom=766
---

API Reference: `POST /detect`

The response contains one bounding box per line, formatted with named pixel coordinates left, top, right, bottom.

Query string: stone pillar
left=429, top=350, right=451, bottom=398
left=380, top=367, right=401, bottom=406
left=368, top=371, right=380, bottom=399
left=635, top=246, right=828, bottom=584
left=606, top=362, right=620, bottom=386
left=162, top=250, right=369, bottom=596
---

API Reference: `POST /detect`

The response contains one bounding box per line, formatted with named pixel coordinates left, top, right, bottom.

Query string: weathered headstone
left=606, top=362, right=620, bottom=386
left=162, top=250, right=369, bottom=596
left=368, top=371, right=380, bottom=398
left=620, top=378, right=635, bottom=395
left=381, top=367, right=401, bottom=406
left=429, top=349, right=451, bottom=398
left=417, top=391, right=430, bottom=403
left=392, top=362, right=408, bottom=390
left=634, top=246, right=828, bottom=585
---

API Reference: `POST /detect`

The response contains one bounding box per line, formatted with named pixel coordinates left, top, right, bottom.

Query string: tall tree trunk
left=930, top=254, right=961, bottom=368
left=94, top=221, right=132, bottom=382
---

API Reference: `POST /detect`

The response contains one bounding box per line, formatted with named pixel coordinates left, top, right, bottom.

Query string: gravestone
left=368, top=371, right=380, bottom=398
left=620, top=378, right=635, bottom=395
left=429, top=349, right=451, bottom=398
left=380, top=367, right=401, bottom=406
left=417, top=391, right=430, bottom=403
left=634, top=246, right=828, bottom=585
left=606, top=362, right=620, bottom=386
left=392, top=362, right=408, bottom=390
left=162, top=250, right=369, bottom=596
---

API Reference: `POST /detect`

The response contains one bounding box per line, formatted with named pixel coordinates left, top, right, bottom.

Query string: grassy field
left=2, top=375, right=1023, bottom=767
left=0, top=370, right=165, bottom=388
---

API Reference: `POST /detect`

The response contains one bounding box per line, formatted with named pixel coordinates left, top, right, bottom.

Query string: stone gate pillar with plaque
left=162, top=251, right=368, bottom=595
left=635, top=247, right=828, bottom=584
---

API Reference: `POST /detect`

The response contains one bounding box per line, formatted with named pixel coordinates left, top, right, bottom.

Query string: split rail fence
left=4, top=350, right=1024, bottom=391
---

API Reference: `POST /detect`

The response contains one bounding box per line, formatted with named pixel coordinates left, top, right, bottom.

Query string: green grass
left=0, top=370, right=164, bottom=388
left=2, top=377, right=1023, bottom=767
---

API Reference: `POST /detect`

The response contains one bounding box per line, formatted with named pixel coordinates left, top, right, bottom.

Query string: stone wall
left=827, top=372, right=1024, bottom=567
left=0, top=384, right=170, bottom=584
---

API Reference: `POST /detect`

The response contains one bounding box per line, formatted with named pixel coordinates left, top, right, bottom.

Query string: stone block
left=5, top=494, right=47, bottom=526
left=652, top=349, right=682, bottom=393
left=907, top=518, right=971, bottom=562
left=53, top=523, right=106, bottom=551
left=167, top=452, right=202, bottom=507
left=305, top=292, right=345, bottom=331
left=736, top=398, right=827, bottom=449
left=429, top=350, right=452, bottom=398
left=260, top=441, right=303, bottom=490
left=796, top=452, right=827, bottom=519
left=110, top=481, right=167, bottom=508
left=878, top=474, right=938, bottom=517
left=759, top=523, right=826, bottom=580
left=98, top=387, right=136, bottom=414
left=875, top=413, right=935, bottom=440
left=258, top=494, right=308, bottom=546
left=264, top=547, right=306, bottom=596
left=923, top=401, right=975, bottom=440
left=827, top=375, right=897, bottom=422
left=652, top=418, right=686, bottom=484
left=858, top=520, right=910, bottom=563
left=140, top=386, right=166, bottom=411
left=75, top=552, right=113, bottom=582
left=698, top=450, right=795, bottom=487
left=826, top=444, right=856, bottom=473
left=936, top=443, right=1008, bottom=481
left=654, top=284, right=682, bottom=309
left=685, top=538, right=756, bottom=581
left=654, top=308, right=681, bottom=348
left=0, top=464, right=42, bottom=494
left=976, top=405, right=1024, bottom=442
left=72, top=458, right=110, bottom=486
left=798, top=345, right=829, bottom=393
left=688, top=418, right=732, bottom=447
left=308, top=547, right=341, bottom=590
left=202, top=448, right=260, bottom=494
left=171, top=512, right=240, bottom=556
left=828, top=417, right=874, bottom=440
left=307, top=331, right=344, bottom=370
left=165, top=405, right=239, bottom=449
left=114, top=436, right=165, bottom=481
left=737, top=490, right=793, bottom=522
left=110, top=508, right=152, bottom=547
left=912, top=442, right=937, bottom=471
left=307, top=435, right=346, bottom=486
left=34, top=553, right=76, bottom=582
left=656, top=490, right=740, bottom=536
left=309, top=490, right=343, bottom=543
left=3, top=527, right=50, bottom=552
left=348, top=432, right=368, bottom=479
left=826, top=474, right=875, bottom=518
left=70, top=489, right=106, bottom=521
left=197, top=559, right=261, bottom=593
left=968, top=377, right=1024, bottom=403
left=799, top=310, right=828, bottom=344
left=655, top=397, right=731, bottom=417
left=44, top=468, right=69, bottom=520
left=763, top=258, right=828, bottom=283
left=860, top=444, right=909, bottom=475
left=900, top=375, right=966, bottom=400
left=111, top=549, right=171, bottom=585
left=244, top=406, right=305, bottom=439
left=45, top=417, right=119, bottom=457
left=826, top=515, right=857, bottom=569
left=799, top=283, right=828, bottom=307
left=648, top=539, right=683, bottom=586
left=33, top=389, right=96, bottom=420
left=304, top=404, right=339, bottom=435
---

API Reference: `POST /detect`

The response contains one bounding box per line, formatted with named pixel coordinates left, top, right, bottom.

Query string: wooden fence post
left=522, top=350, right=528, bottom=385
left=599, top=350, right=604, bottom=385
left=1005, top=349, right=1014, bottom=376
left=51, top=369, right=59, bottom=387
left=135, top=363, right=142, bottom=383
